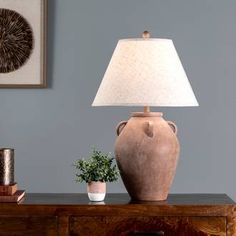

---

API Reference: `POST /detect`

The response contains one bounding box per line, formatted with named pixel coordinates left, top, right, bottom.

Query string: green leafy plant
left=74, top=148, right=119, bottom=183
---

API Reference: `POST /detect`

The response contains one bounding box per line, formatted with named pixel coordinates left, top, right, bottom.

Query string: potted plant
left=74, top=148, right=119, bottom=201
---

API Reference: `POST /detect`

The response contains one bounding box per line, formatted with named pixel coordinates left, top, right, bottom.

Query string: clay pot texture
left=87, top=181, right=106, bottom=202
left=115, top=112, right=180, bottom=201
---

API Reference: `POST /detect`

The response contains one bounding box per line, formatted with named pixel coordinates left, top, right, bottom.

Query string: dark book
left=0, top=190, right=25, bottom=202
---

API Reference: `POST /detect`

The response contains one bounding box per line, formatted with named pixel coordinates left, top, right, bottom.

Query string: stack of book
left=0, top=184, right=25, bottom=202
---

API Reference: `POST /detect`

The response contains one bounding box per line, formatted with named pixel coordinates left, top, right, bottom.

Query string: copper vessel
left=0, top=149, right=14, bottom=185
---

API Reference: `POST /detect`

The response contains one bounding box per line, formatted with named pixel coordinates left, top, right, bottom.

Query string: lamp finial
left=142, top=31, right=150, bottom=39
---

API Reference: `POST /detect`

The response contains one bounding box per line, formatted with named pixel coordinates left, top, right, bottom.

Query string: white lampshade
left=92, top=38, right=198, bottom=107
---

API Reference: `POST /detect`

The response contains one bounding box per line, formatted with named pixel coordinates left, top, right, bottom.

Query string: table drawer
left=0, top=216, right=57, bottom=236
left=70, top=216, right=226, bottom=236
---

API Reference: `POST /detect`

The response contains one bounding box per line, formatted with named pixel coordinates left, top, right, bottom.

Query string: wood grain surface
left=0, top=216, right=57, bottom=236
left=70, top=216, right=226, bottom=236
left=0, top=193, right=234, bottom=236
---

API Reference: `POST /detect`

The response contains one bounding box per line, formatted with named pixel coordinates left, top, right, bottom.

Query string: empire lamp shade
left=92, top=38, right=198, bottom=107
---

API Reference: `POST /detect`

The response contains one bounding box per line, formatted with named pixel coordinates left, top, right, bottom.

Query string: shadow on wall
left=47, top=0, right=57, bottom=88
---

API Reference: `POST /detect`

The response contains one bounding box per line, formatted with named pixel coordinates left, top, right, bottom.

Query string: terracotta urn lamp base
left=115, top=107, right=180, bottom=201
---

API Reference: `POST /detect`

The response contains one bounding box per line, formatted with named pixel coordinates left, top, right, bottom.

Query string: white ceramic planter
left=88, top=193, right=106, bottom=202
left=87, top=181, right=106, bottom=202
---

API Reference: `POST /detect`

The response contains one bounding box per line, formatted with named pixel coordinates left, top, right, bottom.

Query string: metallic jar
left=0, top=149, right=14, bottom=185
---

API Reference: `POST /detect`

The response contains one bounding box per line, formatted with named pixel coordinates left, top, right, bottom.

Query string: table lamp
left=92, top=31, right=198, bottom=201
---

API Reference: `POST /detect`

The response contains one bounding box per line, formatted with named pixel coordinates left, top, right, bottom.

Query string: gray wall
left=0, top=0, right=236, bottom=200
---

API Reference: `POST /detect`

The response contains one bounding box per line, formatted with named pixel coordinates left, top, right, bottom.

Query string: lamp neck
left=144, top=106, right=151, bottom=113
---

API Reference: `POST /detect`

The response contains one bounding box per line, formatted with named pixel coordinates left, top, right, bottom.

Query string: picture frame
left=0, top=0, right=47, bottom=88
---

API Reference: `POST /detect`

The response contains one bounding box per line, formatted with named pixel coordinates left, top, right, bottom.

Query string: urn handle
left=167, top=121, right=178, bottom=135
left=116, top=121, right=128, bottom=136
left=143, top=121, right=154, bottom=137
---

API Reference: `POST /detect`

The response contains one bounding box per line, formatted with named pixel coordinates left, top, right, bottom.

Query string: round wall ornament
left=0, top=8, right=34, bottom=73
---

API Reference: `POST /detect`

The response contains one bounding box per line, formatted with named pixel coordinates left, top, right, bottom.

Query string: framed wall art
left=0, top=0, right=47, bottom=88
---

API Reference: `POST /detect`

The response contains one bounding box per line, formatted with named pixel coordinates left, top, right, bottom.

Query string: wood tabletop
left=18, top=193, right=235, bottom=205
left=0, top=193, right=235, bottom=235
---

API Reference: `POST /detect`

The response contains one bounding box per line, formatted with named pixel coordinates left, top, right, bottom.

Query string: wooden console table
left=0, top=193, right=235, bottom=236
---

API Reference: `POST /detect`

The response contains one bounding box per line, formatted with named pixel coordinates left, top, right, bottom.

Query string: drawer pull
left=129, top=231, right=164, bottom=236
